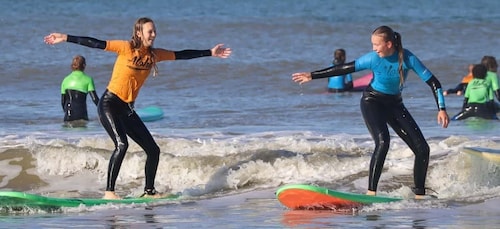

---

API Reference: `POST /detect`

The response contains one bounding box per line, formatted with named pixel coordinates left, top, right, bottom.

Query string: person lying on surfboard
left=451, top=64, right=499, bottom=120
left=44, top=17, right=232, bottom=200
left=292, top=25, right=449, bottom=199
left=327, top=49, right=353, bottom=93
left=443, top=64, right=473, bottom=96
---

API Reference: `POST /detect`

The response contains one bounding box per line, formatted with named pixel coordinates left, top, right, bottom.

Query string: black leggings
left=98, top=90, right=160, bottom=192
left=360, top=87, right=430, bottom=195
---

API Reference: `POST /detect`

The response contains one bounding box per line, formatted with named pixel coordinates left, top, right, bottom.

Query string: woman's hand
left=292, top=72, right=312, bottom=84
left=211, top=44, right=231, bottom=58
left=44, top=33, right=67, bottom=45
left=437, top=110, right=449, bottom=128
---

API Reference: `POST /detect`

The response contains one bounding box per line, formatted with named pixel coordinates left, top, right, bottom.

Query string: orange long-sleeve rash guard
left=105, top=40, right=175, bottom=103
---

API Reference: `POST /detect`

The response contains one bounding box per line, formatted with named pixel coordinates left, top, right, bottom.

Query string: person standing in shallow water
left=327, top=49, right=353, bottom=93
left=292, top=25, right=449, bottom=199
left=44, top=17, right=232, bottom=199
left=61, top=55, right=99, bottom=127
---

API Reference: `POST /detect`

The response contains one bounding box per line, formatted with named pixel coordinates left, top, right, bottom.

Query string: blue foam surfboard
left=136, top=106, right=164, bottom=122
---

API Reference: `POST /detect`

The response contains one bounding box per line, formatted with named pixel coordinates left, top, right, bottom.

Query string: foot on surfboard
left=412, top=187, right=438, bottom=200
left=140, top=188, right=168, bottom=199
left=414, top=194, right=438, bottom=200
left=103, top=191, right=122, bottom=200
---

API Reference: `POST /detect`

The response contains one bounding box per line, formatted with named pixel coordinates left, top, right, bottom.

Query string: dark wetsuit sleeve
left=311, top=61, right=356, bottom=79
left=174, top=50, right=211, bottom=60
left=89, top=91, right=99, bottom=106
left=462, top=97, right=469, bottom=110
left=425, top=75, right=446, bottom=111
left=61, top=94, right=66, bottom=111
left=67, top=35, right=106, bottom=49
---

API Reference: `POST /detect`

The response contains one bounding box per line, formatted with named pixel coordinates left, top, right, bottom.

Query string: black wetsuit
left=62, top=90, right=99, bottom=121
left=66, top=35, right=212, bottom=193
left=61, top=70, right=99, bottom=122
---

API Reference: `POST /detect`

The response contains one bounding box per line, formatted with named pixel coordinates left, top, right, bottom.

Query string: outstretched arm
left=425, top=75, right=449, bottom=128
left=292, top=61, right=356, bottom=84
left=44, top=33, right=106, bottom=49
left=173, top=44, right=231, bottom=60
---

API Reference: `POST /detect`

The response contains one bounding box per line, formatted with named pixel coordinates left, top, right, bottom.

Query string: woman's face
left=138, top=22, right=156, bottom=47
left=371, top=34, right=394, bottom=57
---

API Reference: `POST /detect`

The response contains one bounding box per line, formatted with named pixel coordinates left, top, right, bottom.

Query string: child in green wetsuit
left=452, top=64, right=498, bottom=120
left=61, top=55, right=99, bottom=125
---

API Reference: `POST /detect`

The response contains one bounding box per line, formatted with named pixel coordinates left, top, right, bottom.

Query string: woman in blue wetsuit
left=327, top=49, right=353, bottom=93
left=292, top=25, right=450, bottom=199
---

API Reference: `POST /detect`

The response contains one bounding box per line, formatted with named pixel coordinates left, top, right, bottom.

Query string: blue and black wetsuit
left=311, top=49, right=446, bottom=195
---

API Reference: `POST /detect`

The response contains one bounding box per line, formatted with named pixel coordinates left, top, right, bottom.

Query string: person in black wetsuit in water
left=61, top=55, right=99, bottom=127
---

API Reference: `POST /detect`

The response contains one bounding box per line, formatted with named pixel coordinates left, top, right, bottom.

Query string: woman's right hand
left=44, top=33, right=67, bottom=45
left=292, top=72, right=312, bottom=84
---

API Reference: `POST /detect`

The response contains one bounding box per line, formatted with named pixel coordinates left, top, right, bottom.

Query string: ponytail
left=394, top=32, right=404, bottom=88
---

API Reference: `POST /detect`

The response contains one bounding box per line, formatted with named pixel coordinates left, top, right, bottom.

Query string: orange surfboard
left=276, top=184, right=401, bottom=210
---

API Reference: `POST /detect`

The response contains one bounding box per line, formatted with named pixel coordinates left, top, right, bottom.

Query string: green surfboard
left=276, top=184, right=402, bottom=210
left=0, top=191, right=180, bottom=210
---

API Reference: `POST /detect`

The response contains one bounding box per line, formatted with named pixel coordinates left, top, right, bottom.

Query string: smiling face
left=137, top=22, right=156, bottom=48
left=371, top=34, right=394, bottom=58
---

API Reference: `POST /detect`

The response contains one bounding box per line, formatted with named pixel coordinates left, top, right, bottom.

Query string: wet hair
left=333, top=49, right=346, bottom=65
left=472, top=64, right=487, bottom=79
left=480, top=56, right=498, bottom=72
left=71, top=55, right=86, bottom=71
left=131, top=17, right=159, bottom=76
left=372, top=25, right=404, bottom=87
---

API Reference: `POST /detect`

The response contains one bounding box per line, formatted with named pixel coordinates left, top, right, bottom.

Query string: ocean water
left=1, top=0, right=500, bottom=228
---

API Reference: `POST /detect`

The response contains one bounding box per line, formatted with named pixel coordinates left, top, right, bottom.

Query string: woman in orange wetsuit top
left=44, top=17, right=232, bottom=199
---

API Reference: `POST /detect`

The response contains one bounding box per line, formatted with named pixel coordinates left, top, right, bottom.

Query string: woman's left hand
left=437, top=110, right=449, bottom=128
left=211, top=44, right=232, bottom=58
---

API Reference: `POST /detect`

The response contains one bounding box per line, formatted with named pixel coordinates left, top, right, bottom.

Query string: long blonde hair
left=131, top=17, right=159, bottom=77
left=372, top=26, right=404, bottom=88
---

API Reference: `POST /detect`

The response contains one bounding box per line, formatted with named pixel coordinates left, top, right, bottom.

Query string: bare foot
left=103, top=191, right=121, bottom=200
left=141, top=192, right=168, bottom=199
left=366, top=190, right=376, bottom=196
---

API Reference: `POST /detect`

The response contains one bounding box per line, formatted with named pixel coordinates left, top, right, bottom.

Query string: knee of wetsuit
left=416, top=143, right=430, bottom=158
left=148, top=144, right=161, bottom=158
left=117, top=141, right=129, bottom=153
left=375, top=133, right=391, bottom=149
